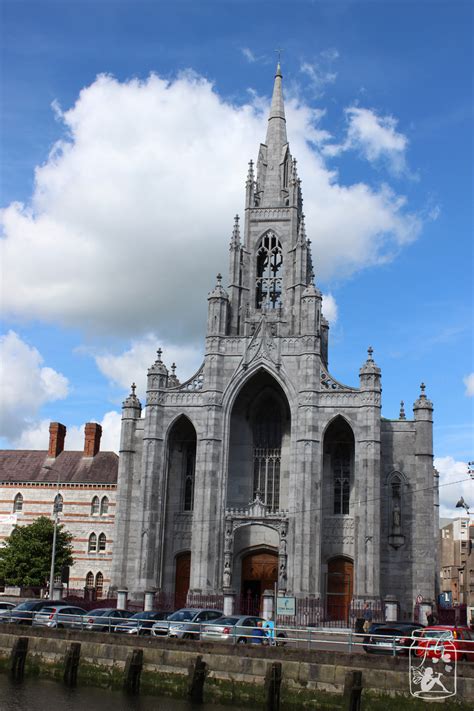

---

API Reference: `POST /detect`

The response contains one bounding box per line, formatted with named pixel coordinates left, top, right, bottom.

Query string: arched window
left=95, top=572, right=104, bottom=598
left=98, top=533, right=106, bottom=552
left=13, top=493, right=23, bottom=513
left=54, top=493, right=63, bottom=513
left=100, top=496, right=109, bottom=515
left=252, top=395, right=282, bottom=511
left=390, top=475, right=402, bottom=531
left=91, top=496, right=99, bottom=515
left=85, top=571, right=94, bottom=588
left=333, top=444, right=350, bottom=515
left=255, top=232, right=283, bottom=309
left=88, top=533, right=97, bottom=553
left=183, top=445, right=195, bottom=512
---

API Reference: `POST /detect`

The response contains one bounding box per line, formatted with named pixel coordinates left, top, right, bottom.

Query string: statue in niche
left=223, top=558, right=232, bottom=588
left=391, top=480, right=402, bottom=532
left=224, top=524, right=233, bottom=553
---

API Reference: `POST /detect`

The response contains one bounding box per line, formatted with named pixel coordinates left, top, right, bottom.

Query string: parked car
left=0, top=599, right=64, bottom=625
left=363, top=623, right=424, bottom=655
left=151, top=608, right=223, bottom=639
left=83, top=608, right=134, bottom=632
left=114, top=610, right=170, bottom=635
left=201, top=615, right=274, bottom=645
left=32, top=604, right=87, bottom=629
left=412, top=625, right=473, bottom=662
left=0, top=602, right=16, bottom=611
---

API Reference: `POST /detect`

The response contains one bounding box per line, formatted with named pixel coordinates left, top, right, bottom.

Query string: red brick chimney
left=84, top=422, right=102, bottom=457
left=48, top=422, right=66, bottom=458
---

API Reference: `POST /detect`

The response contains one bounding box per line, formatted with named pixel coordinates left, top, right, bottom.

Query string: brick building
left=440, top=517, right=474, bottom=608
left=0, top=422, right=118, bottom=597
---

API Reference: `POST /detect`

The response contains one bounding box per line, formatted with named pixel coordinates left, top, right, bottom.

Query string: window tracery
left=95, top=571, right=104, bottom=598
left=85, top=571, right=94, bottom=588
left=13, top=493, right=23, bottom=513
left=333, top=443, right=350, bottom=515
left=255, top=232, right=283, bottom=309
left=88, top=533, right=97, bottom=553
left=252, top=397, right=282, bottom=511
left=183, top=444, right=195, bottom=512
left=100, top=496, right=109, bottom=515
left=91, top=496, right=99, bottom=515
left=98, top=533, right=106, bottom=552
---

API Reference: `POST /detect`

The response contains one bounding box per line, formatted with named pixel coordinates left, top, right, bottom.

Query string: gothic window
left=88, top=533, right=97, bottom=553
left=333, top=444, right=350, bottom=515
left=253, top=397, right=282, bottom=511
left=13, top=493, right=23, bottom=512
left=91, top=496, right=99, bottom=515
left=98, top=533, right=106, bottom=552
left=95, top=572, right=104, bottom=598
left=183, top=444, right=195, bottom=512
left=255, top=232, right=283, bottom=309
left=54, top=493, right=63, bottom=513
left=100, top=496, right=109, bottom=515
left=85, top=571, right=94, bottom=588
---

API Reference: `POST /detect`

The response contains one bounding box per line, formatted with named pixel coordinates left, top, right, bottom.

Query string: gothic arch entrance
left=326, top=557, right=353, bottom=622
left=175, top=551, right=191, bottom=609
left=240, top=550, right=278, bottom=614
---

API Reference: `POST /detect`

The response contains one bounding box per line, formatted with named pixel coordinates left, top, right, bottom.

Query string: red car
left=413, top=626, right=473, bottom=662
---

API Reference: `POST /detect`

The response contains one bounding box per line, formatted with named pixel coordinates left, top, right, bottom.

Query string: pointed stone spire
left=246, top=160, right=254, bottom=187
left=399, top=400, right=406, bottom=420
left=122, top=382, right=142, bottom=417
left=265, top=62, right=287, bottom=148
left=298, top=214, right=307, bottom=246
left=168, top=362, right=180, bottom=387
left=230, top=214, right=240, bottom=249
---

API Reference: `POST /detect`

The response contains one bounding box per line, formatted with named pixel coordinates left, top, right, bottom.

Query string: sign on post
left=276, top=596, right=296, bottom=616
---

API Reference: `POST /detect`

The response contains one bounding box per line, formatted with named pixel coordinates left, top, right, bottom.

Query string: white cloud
left=435, top=456, right=473, bottom=519
left=1, top=71, right=422, bottom=342
left=12, top=410, right=122, bottom=454
left=0, top=331, right=69, bottom=440
left=241, top=47, right=257, bottom=63
left=93, top=333, right=203, bottom=399
left=300, top=61, right=337, bottom=97
left=324, top=106, right=409, bottom=176
left=463, top=373, right=474, bottom=397
left=321, top=293, right=338, bottom=324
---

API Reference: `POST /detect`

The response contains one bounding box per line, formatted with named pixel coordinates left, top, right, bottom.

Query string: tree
left=0, top=516, right=73, bottom=588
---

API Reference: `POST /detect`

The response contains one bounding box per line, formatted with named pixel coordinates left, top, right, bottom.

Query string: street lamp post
left=43, top=465, right=60, bottom=600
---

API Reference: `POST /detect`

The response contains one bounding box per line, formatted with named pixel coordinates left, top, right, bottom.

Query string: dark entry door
left=175, top=551, right=191, bottom=609
left=241, top=551, right=278, bottom=615
left=326, top=557, right=353, bottom=622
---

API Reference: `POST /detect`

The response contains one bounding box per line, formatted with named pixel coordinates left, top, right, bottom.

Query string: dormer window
left=256, top=232, right=283, bottom=309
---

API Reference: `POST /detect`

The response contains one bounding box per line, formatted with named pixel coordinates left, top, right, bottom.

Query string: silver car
left=32, top=604, right=87, bottom=629
left=151, top=608, right=223, bottom=640
left=201, top=615, right=270, bottom=644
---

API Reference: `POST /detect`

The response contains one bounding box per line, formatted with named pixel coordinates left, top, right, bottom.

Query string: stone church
left=111, top=65, right=438, bottom=620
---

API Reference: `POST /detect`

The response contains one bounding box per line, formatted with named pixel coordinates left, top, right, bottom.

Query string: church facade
left=111, top=66, right=438, bottom=620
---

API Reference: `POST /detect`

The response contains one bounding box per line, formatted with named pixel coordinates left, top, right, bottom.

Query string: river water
left=0, top=675, right=251, bottom=711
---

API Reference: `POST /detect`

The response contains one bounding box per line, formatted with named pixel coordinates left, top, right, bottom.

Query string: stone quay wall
left=0, top=625, right=472, bottom=709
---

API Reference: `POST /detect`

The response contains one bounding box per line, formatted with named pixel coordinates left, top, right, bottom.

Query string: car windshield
left=38, top=607, right=56, bottom=614
left=89, top=609, right=115, bottom=617
left=130, top=612, right=156, bottom=620
left=168, top=610, right=195, bottom=622
left=14, top=601, right=41, bottom=610
left=210, top=617, right=239, bottom=625
left=423, top=630, right=452, bottom=639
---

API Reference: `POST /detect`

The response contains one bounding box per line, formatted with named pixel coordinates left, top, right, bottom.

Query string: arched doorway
left=326, top=557, right=353, bottom=622
left=175, top=551, right=191, bottom=609
left=241, top=550, right=278, bottom=614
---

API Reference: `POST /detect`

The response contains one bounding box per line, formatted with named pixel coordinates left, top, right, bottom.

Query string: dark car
left=363, top=623, right=424, bottom=655
left=84, top=607, right=133, bottom=632
left=151, top=608, right=224, bottom=639
left=114, top=610, right=170, bottom=635
left=0, top=599, right=64, bottom=625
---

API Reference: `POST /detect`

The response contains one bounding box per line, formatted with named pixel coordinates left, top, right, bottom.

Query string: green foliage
left=0, top=516, right=73, bottom=587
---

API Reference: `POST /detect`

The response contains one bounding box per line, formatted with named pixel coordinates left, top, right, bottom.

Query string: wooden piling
left=188, top=655, right=207, bottom=704
left=265, top=661, right=282, bottom=711
left=342, top=670, right=363, bottom=711
left=10, top=637, right=29, bottom=681
left=123, top=649, right=143, bottom=694
left=63, top=642, right=81, bottom=687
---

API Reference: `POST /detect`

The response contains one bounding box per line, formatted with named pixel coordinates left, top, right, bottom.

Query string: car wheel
left=57, top=624, right=64, bottom=629
left=276, top=633, right=287, bottom=647
left=237, top=637, right=247, bottom=644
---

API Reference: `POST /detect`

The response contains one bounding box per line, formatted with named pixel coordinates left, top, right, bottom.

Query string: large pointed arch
left=165, top=415, right=197, bottom=513
left=322, top=416, right=355, bottom=516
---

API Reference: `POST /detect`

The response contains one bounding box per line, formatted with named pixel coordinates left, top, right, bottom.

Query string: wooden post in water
left=265, top=661, right=282, bottom=711
left=188, top=655, right=207, bottom=704
left=342, top=670, right=363, bottom=711
left=123, top=649, right=143, bottom=694
left=10, top=637, right=29, bottom=681
left=63, top=642, right=81, bottom=687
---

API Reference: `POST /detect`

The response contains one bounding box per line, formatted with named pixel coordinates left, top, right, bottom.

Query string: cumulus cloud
left=93, top=333, right=203, bottom=399
left=324, top=106, right=409, bottom=176
left=12, top=410, right=122, bottom=453
left=463, top=373, right=474, bottom=397
left=435, top=456, right=473, bottom=519
left=0, top=331, right=69, bottom=440
left=241, top=47, right=257, bottom=63
left=1, top=71, right=422, bottom=342
left=321, top=293, right=338, bottom=324
left=300, top=49, right=339, bottom=97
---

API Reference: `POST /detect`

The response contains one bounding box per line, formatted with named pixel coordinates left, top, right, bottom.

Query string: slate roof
left=0, top=450, right=118, bottom=485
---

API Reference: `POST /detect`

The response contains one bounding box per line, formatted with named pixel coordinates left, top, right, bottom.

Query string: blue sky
left=1, top=0, right=473, bottom=515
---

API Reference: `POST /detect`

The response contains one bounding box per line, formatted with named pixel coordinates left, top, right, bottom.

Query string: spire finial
left=171, top=363, right=176, bottom=375
left=275, top=48, right=284, bottom=76
left=156, top=348, right=162, bottom=362
left=420, top=382, right=426, bottom=396
left=131, top=382, right=136, bottom=395
left=399, top=400, right=406, bottom=420
left=216, top=273, right=222, bottom=286
left=367, top=346, right=374, bottom=361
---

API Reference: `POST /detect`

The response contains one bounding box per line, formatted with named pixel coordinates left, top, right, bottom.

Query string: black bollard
left=264, top=661, right=282, bottom=711
left=123, top=649, right=143, bottom=694
left=188, top=655, right=207, bottom=704
left=342, top=670, right=363, bottom=711
left=10, top=637, right=29, bottom=681
left=63, top=642, right=81, bottom=687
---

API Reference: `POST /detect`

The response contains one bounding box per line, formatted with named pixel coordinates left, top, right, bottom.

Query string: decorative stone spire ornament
left=230, top=214, right=241, bottom=249
left=298, top=213, right=307, bottom=246
left=367, top=346, right=374, bottom=361
left=122, top=381, right=142, bottom=416
left=168, top=362, right=180, bottom=387
left=246, top=160, right=254, bottom=187
left=399, top=400, right=406, bottom=420
left=414, top=381, right=433, bottom=417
